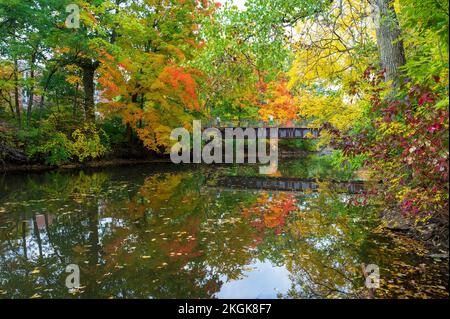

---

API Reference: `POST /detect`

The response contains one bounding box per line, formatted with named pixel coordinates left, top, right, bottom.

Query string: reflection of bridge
left=206, top=127, right=321, bottom=139
left=215, top=176, right=368, bottom=194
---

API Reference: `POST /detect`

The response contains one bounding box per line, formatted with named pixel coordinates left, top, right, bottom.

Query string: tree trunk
left=126, top=123, right=133, bottom=143
left=1, top=93, right=15, bottom=117
left=370, top=0, right=406, bottom=86
left=13, top=59, right=21, bottom=128
left=39, top=95, right=45, bottom=121
left=8, top=99, right=15, bottom=117
left=125, top=93, right=139, bottom=143
left=73, top=82, right=79, bottom=116
left=39, top=66, right=58, bottom=121
left=81, top=63, right=97, bottom=121
left=27, top=53, right=36, bottom=126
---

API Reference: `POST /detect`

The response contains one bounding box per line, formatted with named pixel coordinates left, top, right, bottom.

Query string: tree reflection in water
left=0, top=161, right=447, bottom=298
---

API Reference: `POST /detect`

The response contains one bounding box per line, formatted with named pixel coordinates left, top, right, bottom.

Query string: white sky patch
left=230, top=0, right=247, bottom=10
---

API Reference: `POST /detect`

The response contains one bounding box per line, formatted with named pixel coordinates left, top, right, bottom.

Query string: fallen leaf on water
left=30, top=268, right=40, bottom=275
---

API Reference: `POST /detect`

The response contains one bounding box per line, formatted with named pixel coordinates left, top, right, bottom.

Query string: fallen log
left=0, top=142, right=28, bottom=162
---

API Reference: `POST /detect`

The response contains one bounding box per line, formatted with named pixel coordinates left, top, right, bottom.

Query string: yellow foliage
left=69, top=124, right=109, bottom=162
left=297, top=89, right=362, bottom=132
left=288, top=0, right=376, bottom=89
left=65, top=75, right=82, bottom=85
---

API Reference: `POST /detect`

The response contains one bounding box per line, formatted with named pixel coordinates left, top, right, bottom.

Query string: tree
left=258, top=78, right=300, bottom=124
left=195, top=0, right=328, bottom=124
left=369, top=0, right=406, bottom=85
left=97, top=0, right=215, bottom=151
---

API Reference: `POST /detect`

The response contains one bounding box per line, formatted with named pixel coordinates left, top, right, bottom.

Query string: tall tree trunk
left=81, top=64, right=97, bottom=121
left=8, top=100, right=15, bottom=117
left=39, top=95, right=45, bottom=121
left=125, top=93, right=139, bottom=143
left=126, top=123, right=133, bottom=144
left=73, top=82, right=79, bottom=116
left=13, top=59, right=21, bottom=128
left=3, top=93, right=15, bottom=117
left=39, top=66, right=58, bottom=121
left=370, top=0, right=406, bottom=86
left=27, top=53, right=36, bottom=126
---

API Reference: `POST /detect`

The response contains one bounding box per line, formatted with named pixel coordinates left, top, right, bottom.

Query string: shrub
left=330, top=149, right=367, bottom=172
left=279, top=139, right=317, bottom=151
left=23, top=121, right=110, bottom=166
left=99, top=116, right=127, bottom=145
left=68, top=123, right=109, bottom=162
left=32, top=132, right=72, bottom=166
left=331, top=70, right=449, bottom=222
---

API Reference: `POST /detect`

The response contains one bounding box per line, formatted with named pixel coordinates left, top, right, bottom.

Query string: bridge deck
left=205, top=127, right=320, bottom=139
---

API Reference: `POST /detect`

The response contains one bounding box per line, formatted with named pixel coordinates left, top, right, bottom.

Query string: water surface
left=0, top=157, right=448, bottom=298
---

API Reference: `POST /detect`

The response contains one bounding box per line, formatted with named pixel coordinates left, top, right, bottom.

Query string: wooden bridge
left=206, top=127, right=321, bottom=139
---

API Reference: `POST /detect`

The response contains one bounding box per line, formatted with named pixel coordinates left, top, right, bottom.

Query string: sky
left=230, top=0, right=247, bottom=10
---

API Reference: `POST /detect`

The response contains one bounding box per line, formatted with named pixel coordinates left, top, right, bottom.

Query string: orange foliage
left=94, top=0, right=216, bottom=152
left=159, top=65, right=200, bottom=111
left=258, top=78, right=300, bottom=125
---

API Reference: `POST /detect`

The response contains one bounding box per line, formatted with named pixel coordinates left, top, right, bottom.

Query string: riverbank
left=1, top=143, right=323, bottom=174
left=381, top=208, right=449, bottom=255
left=1, top=157, right=172, bottom=173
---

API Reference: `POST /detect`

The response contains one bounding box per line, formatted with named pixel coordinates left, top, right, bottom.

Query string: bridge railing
left=202, top=119, right=312, bottom=128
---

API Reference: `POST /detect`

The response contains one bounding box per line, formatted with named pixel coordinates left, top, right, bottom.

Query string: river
left=0, top=155, right=448, bottom=298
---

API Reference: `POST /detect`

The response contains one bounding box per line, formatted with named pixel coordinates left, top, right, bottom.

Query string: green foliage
left=32, top=132, right=72, bottom=166
left=335, top=69, right=449, bottom=220
left=329, top=149, right=367, bottom=172
left=99, top=116, right=127, bottom=145
left=18, top=120, right=110, bottom=165
left=279, top=139, right=317, bottom=151
left=0, top=0, right=448, bottom=229
left=400, top=0, right=449, bottom=49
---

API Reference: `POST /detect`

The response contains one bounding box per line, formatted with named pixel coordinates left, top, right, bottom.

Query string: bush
left=99, top=116, right=127, bottom=145
left=279, top=139, right=317, bottom=151
left=22, top=121, right=110, bottom=166
left=32, top=132, right=72, bottom=166
left=68, top=123, right=109, bottom=162
left=330, top=149, right=367, bottom=172
left=334, top=70, right=449, bottom=222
